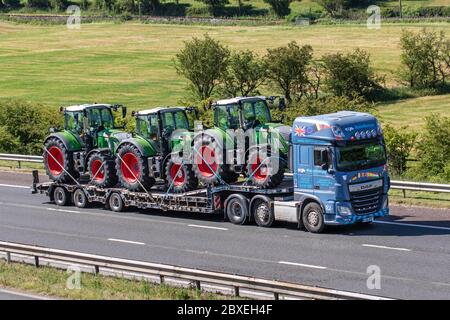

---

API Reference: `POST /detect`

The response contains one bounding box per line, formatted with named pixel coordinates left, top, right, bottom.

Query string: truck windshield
left=336, top=141, right=386, bottom=172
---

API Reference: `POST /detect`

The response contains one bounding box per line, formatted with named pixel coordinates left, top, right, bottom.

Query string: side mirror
left=278, top=98, right=286, bottom=111
left=122, top=106, right=127, bottom=118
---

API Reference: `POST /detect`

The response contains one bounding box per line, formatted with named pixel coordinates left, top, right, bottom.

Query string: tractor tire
left=246, top=147, right=285, bottom=189
left=165, top=158, right=198, bottom=193
left=43, top=137, right=78, bottom=183
left=87, top=151, right=117, bottom=188
left=192, top=135, right=229, bottom=186
left=116, top=144, right=155, bottom=191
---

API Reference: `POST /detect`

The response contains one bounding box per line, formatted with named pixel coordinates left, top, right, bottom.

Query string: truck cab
left=290, top=111, right=390, bottom=231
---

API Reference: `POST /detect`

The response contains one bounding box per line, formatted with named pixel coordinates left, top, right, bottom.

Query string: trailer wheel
left=54, top=187, right=69, bottom=206
left=109, top=192, right=124, bottom=212
left=302, top=202, right=325, bottom=233
left=73, top=188, right=88, bottom=208
left=226, top=195, right=248, bottom=225
left=252, top=199, right=274, bottom=228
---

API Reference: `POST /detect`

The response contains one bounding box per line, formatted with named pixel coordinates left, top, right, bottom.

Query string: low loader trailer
left=32, top=111, right=390, bottom=233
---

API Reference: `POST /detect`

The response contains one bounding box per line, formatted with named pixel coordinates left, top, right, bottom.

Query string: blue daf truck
left=33, top=110, right=390, bottom=233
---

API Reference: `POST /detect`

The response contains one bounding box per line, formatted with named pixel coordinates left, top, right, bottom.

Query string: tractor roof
left=215, top=96, right=267, bottom=106
left=292, top=111, right=382, bottom=143
left=65, top=104, right=112, bottom=112
left=134, top=106, right=187, bottom=116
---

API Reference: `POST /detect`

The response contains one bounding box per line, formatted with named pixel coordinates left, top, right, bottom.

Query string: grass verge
left=0, top=260, right=229, bottom=300
left=389, top=189, right=450, bottom=209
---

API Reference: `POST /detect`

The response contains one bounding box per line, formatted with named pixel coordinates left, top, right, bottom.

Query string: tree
left=2, top=0, right=21, bottom=9
left=219, top=50, right=267, bottom=97
left=400, top=29, right=450, bottom=89
left=196, top=0, right=229, bottom=16
left=322, top=48, right=384, bottom=99
left=174, top=34, right=230, bottom=101
left=265, top=41, right=314, bottom=104
left=263, top=0, right=291, bottom=17
left=383, top=124, right=417, bottom=176
left=416, top=115, right=450, bottom=180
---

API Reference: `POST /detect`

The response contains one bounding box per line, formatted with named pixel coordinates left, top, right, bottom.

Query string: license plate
left=362, top=216, right=374, bottom=223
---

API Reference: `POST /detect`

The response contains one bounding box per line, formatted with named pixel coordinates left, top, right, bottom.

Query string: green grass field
left=0, top=20, right=449, bottom=127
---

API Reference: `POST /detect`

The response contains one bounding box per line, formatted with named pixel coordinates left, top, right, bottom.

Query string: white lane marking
left=0, top=288, right=50, bottom=300
left=46, top=208, right=81, bottom=214
left=188, top=224, right=228, bottom=231
left=0, top=184, right=29, bottom=189
left=107, top=238, right=145, bottom=246
left=362, top=244, right=412, bottom=252
left=279, top=261, right=327, bottom=270
left=375, top=220, right=450, bottom=231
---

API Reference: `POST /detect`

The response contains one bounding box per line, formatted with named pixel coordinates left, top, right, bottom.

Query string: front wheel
left=165, top=158, right=198, bottom=193
left=88, top=152, right=117, bottom=188
left=302, top=202, right=325, bottom=233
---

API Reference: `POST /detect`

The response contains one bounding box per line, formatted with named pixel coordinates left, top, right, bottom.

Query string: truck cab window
left=314, top=148, right=328, bottom=167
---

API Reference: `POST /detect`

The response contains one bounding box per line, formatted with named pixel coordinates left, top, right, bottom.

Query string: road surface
left=0, top=171, right=449, bottom=299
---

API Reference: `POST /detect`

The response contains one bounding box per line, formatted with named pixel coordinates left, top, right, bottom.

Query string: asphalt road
left=0, top=289, right=44, bottom=300
left=0, top=171, right=449, bottom=299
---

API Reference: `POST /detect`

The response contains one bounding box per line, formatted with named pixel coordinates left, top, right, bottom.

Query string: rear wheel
left=246, top=147, right=285, bottom=188
left=88, top=152, right=117, bottom=188
left=226, top=196, right=248, bottom=225
left=116, top=144, right=155, bottom=191
left=73, top=188, right=88, bottom=208
left=193, top=136, right=228, bottom=185
left=165, top=158, right=198, bottom=193
left=54, top=187, right=69, bottom=206
left=43, top=137, right=78, bottom=183
left=252, top=199, right=274, bottom=228
left=109, top=192, right=124, bottom=212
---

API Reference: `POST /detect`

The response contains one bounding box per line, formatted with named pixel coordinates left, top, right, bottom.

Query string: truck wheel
left=226, top=195, right=248, bottom=225
left=73, top=188, right=88, bottom=208
left=252, top=199, right=274, bottom=228
left=116, top=144, right=155, bottom=191
left=246, top=148, right=285, bottom=189
left=43, top=137, right=78, bottom=183
left=54, top=187, right=69, bottom=206
left=165, top=159, right=198, bottom=193
left=302, top=202, right=325, bottom=233
left=109, top=192, right=124, bottom=212
left=193, top=136, right=228, bottom=185
left=88, top=152, right=117, bottom=188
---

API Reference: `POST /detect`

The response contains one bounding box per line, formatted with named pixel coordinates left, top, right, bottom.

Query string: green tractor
left=192, top=96, right=290, bottom=188
left=114, top=107, right=199, bottom=193
left=43, top=104, right=129, bottom=188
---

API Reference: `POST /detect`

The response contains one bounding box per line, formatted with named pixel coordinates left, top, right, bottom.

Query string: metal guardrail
left=0, top=241, right=389, bottom=300
left=0, top=153, right=449, bottom=195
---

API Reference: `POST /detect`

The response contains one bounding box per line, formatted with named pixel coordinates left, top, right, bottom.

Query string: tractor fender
left=115, top=138, right=156, bottom=158
left=192, top=128, right=236, bottom=151
left=44, top=132, right=82, bottom=152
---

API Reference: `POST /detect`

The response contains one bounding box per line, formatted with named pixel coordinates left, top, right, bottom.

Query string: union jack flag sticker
left=294, top=126, right=306, bottom=136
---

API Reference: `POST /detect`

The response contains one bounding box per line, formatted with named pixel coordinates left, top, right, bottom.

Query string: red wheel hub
left=170, top=163, right=186, bottom=187
left=121, top=152, right=140, bottom=183
left=91, top=159, right=105, bottom=182
left=195, top=145, right=218, bottom=178
left=251, top=157, right=268, bottom=181
left=47, top=146, right=64, bottom=176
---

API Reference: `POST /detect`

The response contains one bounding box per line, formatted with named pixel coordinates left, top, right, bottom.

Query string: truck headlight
left=337, top=205, right=352, bottom=216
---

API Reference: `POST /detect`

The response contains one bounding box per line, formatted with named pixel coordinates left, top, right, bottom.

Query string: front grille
left=350, top=187, right=382, bottom=215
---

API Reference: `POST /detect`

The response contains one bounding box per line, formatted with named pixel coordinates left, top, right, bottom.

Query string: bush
left=265, top=41, right=314, bottom=104
left=383, top=124, right=417, bottom=176
left=263, top=0, right=291, bottom=18
left=195, top=0, right=229, bottom=16
left=416, top=115, right=450, bottom=181
left=174, top=34, right=230, bottom=101
left=219, top=50, right=266, bottom=97
left=115, top=0, right=137, bottom=14
left=400, top=29, right=450, bottom=89
left=26, top=0, right=50, bottom=9
left=271, top=95, right=375, bottom=125
left=322, top=48, right=385, bottom=100
left=50, top=0, right=68, bottom=11
left=2, top=0, right=21, bottom=9
left=0, top=100, right=62, bottom=155
left=185, top=6, right=213, bottom=17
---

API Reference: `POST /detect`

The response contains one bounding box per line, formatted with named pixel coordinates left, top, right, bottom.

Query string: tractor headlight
left=337, top=204, right=353, bottom=216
